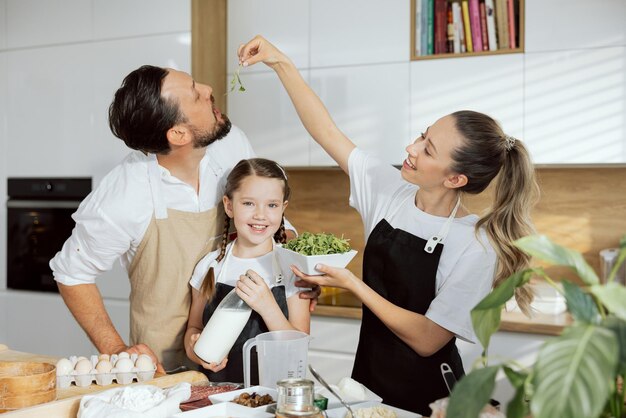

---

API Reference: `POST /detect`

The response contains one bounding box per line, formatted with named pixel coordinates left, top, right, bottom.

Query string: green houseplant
left=447, top=234, right=626, bottom=418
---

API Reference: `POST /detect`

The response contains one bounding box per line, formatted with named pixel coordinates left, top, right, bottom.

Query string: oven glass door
left=7, top=201, right=78, bottom=292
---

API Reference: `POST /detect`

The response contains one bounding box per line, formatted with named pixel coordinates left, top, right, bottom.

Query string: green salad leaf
left=227, top=64, right=245, bottom=94
left=284, top=232, right=351, bottom=256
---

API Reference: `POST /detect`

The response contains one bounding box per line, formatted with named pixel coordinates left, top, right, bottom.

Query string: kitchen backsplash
left=285, top=165, right=626, bottom=282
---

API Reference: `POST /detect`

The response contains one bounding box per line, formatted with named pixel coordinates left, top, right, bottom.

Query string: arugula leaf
left=284, top=232, right=351, bottom=255
left=226, top=64, right=246, bottom=94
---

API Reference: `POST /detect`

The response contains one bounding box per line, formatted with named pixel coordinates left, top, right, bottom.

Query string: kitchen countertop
left=314, top=288, right=572, bottom=336
left=0, top=345, right=208, bottom=417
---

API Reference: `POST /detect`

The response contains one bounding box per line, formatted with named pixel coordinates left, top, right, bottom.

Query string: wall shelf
left=410, top=0, right=525, bottom=60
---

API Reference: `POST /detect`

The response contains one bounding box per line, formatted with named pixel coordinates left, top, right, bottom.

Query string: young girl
left=184, top=158, right=310, bottom=383
left=238, top=37, right=539, bottom=415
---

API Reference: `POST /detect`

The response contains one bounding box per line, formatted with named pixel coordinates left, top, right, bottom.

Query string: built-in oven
left=7, top=178, right=91, bottom=292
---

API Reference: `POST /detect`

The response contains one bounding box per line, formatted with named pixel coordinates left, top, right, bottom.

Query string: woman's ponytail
left=451, top=111, right=539, bottom=315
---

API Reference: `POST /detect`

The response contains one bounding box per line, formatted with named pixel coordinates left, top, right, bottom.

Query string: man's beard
left=192, top=113, right=232, bottom=148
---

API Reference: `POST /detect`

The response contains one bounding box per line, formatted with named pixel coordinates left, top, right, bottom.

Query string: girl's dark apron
left=352, top=197, right=465, bottom=416
left=200, top=244, right=288, bottom=384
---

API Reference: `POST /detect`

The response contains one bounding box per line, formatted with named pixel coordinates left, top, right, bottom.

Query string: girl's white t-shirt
left=189, top=243, right=299, bottom=299
left=348, top=148, right=497, bottom=343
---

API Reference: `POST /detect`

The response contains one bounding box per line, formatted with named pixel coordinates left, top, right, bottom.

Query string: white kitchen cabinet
left=2, top=289, right=130, bottom=357
left=92, top=0, right=190, bottom=40
left=0, top=52, right=6, bottom=292
left=227, top=70, right=312, bottom=166
left=227, top=0, right=309, bottom=74
left=310, top=0, right=410, bottom=68
left=524, top=47, right=626, bottom=164
left=3, top=290, right=96, bottom=356
left=307, top=316, right=361, bottom=384
left=6, top=0, right=92, bottom=49
left=310, top=63, right=411, bottom=166
left=410, top=54, right=524, bottom=147
left=525, top=0, right=626, bottom=53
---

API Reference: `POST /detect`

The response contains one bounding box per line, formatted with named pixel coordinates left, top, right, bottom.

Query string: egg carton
left=56, top=354, right=156, bottom=388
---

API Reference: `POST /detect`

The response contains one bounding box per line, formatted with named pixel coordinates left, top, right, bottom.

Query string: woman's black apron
left=199, top=241, right=289, bottom=384
left=351, top=199, right=465, bottom=416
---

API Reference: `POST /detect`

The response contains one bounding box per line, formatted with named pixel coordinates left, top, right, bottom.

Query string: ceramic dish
left=276, top=245, right=358, bottom=276
left=315, top=384, right=383, bottom=410
left=208, top=385, right=278, bottom=412
left=325, top=401, right=422, bottom=418
left=172, top=401, right=274, bottom=417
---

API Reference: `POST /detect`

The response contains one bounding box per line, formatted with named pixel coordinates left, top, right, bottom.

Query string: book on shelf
left=413, top=0, right=520, bottom=57
left=451, top=1, right=465, bottom=53
left=485, top=0, right=498, bottom=50
left=495, top=0, right=509, bottom=50
left=461, top=0, right=473, bottom=52
left=507, top=0, right=516, bottom=49
left=468, top=0, right=483, bottom=52
left=479, top=0, right=489, bottom=51
left=434, top=0, right=448, bottom=54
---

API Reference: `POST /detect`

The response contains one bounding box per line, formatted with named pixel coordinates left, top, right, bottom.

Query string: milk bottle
left=194, top=288, right=252, bottom=364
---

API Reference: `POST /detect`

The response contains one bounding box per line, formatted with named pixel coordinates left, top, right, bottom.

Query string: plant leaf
left=447, top=365, right=499, bottom=418
left=471, top=269, right=534, bottom=350
left=590, top=282, right=626, bottom=321
left=531, top=324, right=619, bottom=418
left=503, top=366, right=529, bottom=418
left=561, top=280, right=600, bottom=324
left=602, top=315, right=626, bottom=375
left=515, top=235, right=599, bottom=285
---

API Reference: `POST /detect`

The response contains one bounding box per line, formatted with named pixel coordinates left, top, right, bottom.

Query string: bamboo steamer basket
left=0, top=361, right=56, bottom=411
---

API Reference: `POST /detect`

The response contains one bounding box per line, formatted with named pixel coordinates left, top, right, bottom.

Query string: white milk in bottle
left=194, top=288, right=252, bottom=364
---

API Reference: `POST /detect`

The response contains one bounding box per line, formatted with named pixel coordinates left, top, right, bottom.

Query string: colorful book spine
left=485, top=0, right=498, bottom=50
left=479, top=0, right=489, bottom=51
left=452, top=1, right=465, bottom=53
left=434, top=0, right=448, bottom=54
left=427, top=0, right=434, bottom=55
left=447, top=3, right=455, bottom=53
left=495, top=0, right=509, bottom=50
left=507, top=0, right=516, bottom=48
left=468, top=0, right=483, bottom=52
left=461, top=0, right=473, bottom=52
left=420, top=0, right=430, bottom=55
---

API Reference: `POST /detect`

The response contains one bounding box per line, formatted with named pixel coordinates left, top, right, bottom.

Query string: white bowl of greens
left=276, top=232, right=357, bottom=276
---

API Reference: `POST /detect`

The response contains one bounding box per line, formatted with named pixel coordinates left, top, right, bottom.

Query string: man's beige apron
left=127, top=155, right=224, bottom=370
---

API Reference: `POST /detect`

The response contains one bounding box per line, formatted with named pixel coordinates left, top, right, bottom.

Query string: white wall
left=227, top=0, right=626, bottom=166
left=0, top=0, right=191, bottom=353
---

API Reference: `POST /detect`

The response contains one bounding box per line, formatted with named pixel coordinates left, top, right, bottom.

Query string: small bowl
left=171, top=401, right=274, bottom=417
left=209, top=385, right=278, bottom=412
left=276, top=246, right=358, bottom=276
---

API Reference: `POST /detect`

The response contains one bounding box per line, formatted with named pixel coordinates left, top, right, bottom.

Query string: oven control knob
left=46, top=182, right=53, bottom=191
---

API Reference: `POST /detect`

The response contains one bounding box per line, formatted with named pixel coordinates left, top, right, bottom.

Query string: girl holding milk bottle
left=184, top=158, right=310, bottom=383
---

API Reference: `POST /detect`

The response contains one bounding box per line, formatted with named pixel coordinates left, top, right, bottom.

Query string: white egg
left=95, top=359, right=113, bottom=373
left=56, top=358, right=73, bottom=376
left=117, top=351, right=130, bottom=359
left=135, top=355, right=155, bottom=372
left=76, top=356, right=88, bottom=362
left=115, top=357, right=134, bottom=373
left=98, top=354, right=110, bottom=361
left=74, top=358, right=93, bottom=375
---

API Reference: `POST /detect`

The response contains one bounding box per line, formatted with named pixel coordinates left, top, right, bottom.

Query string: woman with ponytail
left=238, top=37, right=539, bottom=415
left=183, top=158, right=310, bottom=383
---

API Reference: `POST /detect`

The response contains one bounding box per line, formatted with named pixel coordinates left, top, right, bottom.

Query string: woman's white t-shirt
left=348, top=148, right=496, bottom=343
left=190, top=242, right=300, bottom=299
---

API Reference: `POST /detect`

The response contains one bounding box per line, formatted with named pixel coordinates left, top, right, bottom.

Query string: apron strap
left=147, top=154, right=168, bottom=220
left=218, top=240, right=283, bottom=286
left=424, top=196, right=461, bottom=254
